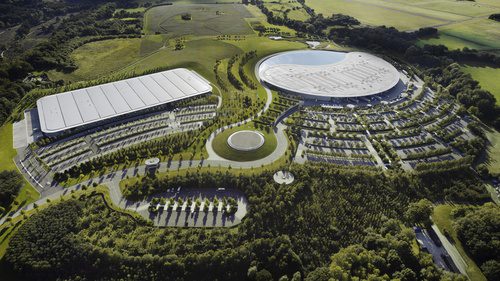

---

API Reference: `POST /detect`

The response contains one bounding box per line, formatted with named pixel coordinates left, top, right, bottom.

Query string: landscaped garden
left=211, top=123, right=278, bottom=162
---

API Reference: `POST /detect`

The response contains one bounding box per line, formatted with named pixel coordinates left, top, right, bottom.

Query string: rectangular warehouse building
left=37, top=68, right=212, bottom=136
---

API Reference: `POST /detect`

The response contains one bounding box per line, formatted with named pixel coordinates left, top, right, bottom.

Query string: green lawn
left=461, top=65, right=500, bottom=103
left=245, top=4, right=297, bottom=35
left=417, top=33, right=487, bottom=51
left=264, top=1, right=310, bottom=22
left=212, top=123, right=277, bottom=162
left=410, top=0, right=499, bottom=17
left=144, top=3, right=255, bottom=36
left=0, top=124, right=39, bottom=216
left=432, top=205, right=487, bottom=281
left=139, top=34, right=167, bottom=55
left=47, top=38, right=142, bottom=82
left=0, top=124, right=18, bottom=171
left=437, top=18, right=500, bottom=51
left=307, top=0, right=458, bottom=31
left=308, top=0, right=500, bottom=51
left=418, top=19, right=500, bottom=52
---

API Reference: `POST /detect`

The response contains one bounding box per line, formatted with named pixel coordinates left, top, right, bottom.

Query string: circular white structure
left=145, top=157, right=160, bottom=166
left=273, top=171, right=295, bottom=185
left=145, top=157, right=160, bottom=171
left=227, top=130, right=265, bottom=152
left=258, top=50, right=400, bottom=100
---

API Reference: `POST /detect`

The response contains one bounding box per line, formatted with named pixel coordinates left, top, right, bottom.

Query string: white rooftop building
left=37, top=68, right=212, bottom=135
left=258, top=50, right=401, bottom=100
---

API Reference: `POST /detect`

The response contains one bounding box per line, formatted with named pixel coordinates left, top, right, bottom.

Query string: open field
left=144, top=3, right=254, bottom=36
left=307, top=0, right=498, bottom=29
left=433, top=205, right=487, bottom=281
left=263, top=0, right=310, bottom=21
left=212, top=123, right=278, bottom=162
left=245, top=4, right=297, bottom=36
left=307, top=0, right=463, bottom=30
left=47, top=35, right=306, bottom=83
left=47, top=38, right=142, bottom=82
left=417, top=33, right=487, bottom=51
left=119, top=37, right=243, bottom=81
left=46, top=1, right=306, bottom=83
left=0, top=124, right=39, bottom=217
left=427, top=18, right=500, bottom=51
left=307, top=0, right=500, bottom=50
left=462, top=65, right=500, bottom=103
left=139, top=34, right=166, bottom=55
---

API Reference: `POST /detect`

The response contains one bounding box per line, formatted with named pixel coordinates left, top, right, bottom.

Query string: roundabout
left=227, top=130, right=265, bottom=152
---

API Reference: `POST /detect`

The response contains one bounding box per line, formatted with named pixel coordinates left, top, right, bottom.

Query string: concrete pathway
left=206, top=86, right=273, bottom=161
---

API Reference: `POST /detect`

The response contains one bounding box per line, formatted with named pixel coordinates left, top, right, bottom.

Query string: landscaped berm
left=212, top=125, right=277, bottom=162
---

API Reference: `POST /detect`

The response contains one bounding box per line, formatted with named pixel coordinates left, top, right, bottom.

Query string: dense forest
left=4, top=165, right=480, bottom=280
left=453, top=204, right=500, bottom=280
left=0, top=171, right=23, bottom=212
left=0, top=0, right=141, bottom=125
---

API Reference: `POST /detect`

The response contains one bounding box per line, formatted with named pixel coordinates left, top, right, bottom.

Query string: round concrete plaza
left=227, top=130, right=265, bottom=152
left=273, top=171, right=295, bottom=185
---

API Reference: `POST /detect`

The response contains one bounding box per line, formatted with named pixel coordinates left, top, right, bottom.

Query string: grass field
left=461, top=65, right=500, bottom=103
left=417, top=33, right=487, bottom=51
left=263, top=0, right=309, bottom=22
left=139, top=34, right=166, bottom=55
left=212, top=123, right=277, bottom=162
left=307, top=0, right=459, bottom=31
left=0, top=124, right=39, bottom=217
left=49, top=34, right=306, bottom=84
left=432, top=19, right=500, bottom=51
left=307, top=0, right=500, bottom=51
left=47, top=38, right=142, bottom=82
left=144, top=3, right=254, bottom=36
left=433, top=205, right=487, bottom=281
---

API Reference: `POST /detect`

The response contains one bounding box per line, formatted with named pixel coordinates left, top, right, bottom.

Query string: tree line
left=4, top=163, right=484, bottom=280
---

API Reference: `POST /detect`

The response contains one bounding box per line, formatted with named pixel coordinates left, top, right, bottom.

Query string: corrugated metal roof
left=37, top=68, right=211, bottom=134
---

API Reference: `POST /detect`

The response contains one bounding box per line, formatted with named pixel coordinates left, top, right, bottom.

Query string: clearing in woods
left=144, top=4, right=255, bottom=36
